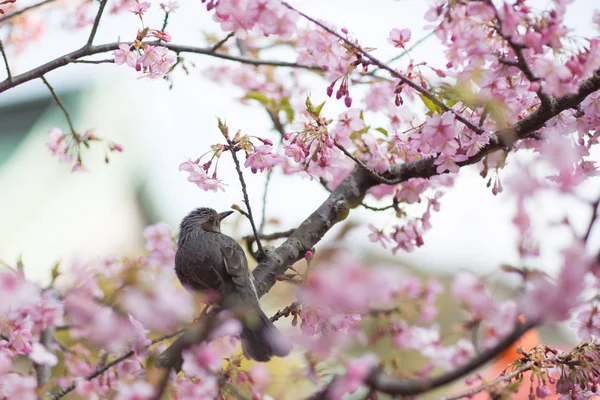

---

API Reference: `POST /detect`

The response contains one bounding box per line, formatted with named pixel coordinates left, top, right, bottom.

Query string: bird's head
left=179, top=207, right=233, bottom=236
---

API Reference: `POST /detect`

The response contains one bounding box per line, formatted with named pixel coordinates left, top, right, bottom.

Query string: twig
left=86, top=0, right=108, bottom=47
left=583, top=198, right=600, bottom=243
left=0, top=0, right=56, bottom=25
left=69, top=59, right=114, bottom=64
left=41, top=75, right=76, bottom=134
left=0, top=38, right=11, bottom=81
left=210, top=32, right=235, bottom=53
left=360, top=202, right=395, bottom=212
left=269, top=301, right=300, bottom=322
left=259, top=167, right=273, bottom=234
left=245, top=228, right=296, bottom=254
left=334, top=140, right=400, bottom=185
left=51, top=329, right=183, bottom=400
left=486, top=0, right=552, bottom=108
left=441, top=361, right=534, bottom=400
left=281, top=1, right=484, bottom=136
left=228, top=141, right=265, bottom=259
left=0, top=41, right=321, bottom=94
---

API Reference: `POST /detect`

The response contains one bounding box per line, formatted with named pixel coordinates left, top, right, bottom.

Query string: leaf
left=280, top=97, right=295, bottom=124
left=315, top=101, right=326, bottom=117
left=375, top=127, right=389, bottom=137
left=418, top=94, right=443, bottom=114
left=244, top=91, right=272, bottom=106
left=51, top=262, right=60, bottom=283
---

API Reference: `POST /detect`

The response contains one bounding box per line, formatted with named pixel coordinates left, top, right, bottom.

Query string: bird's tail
left=241, top=306, right=291, bottom=362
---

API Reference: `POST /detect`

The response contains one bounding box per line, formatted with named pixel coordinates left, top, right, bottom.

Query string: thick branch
left=366, top=319, right=537, bottom=395
left=0, top=41, right=321, bottom=94
left=251, top=70, right=600, bottom=297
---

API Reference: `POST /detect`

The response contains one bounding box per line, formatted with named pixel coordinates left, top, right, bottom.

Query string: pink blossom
left=138, top=46, right=176, bottom=79
left=179, top=160, right=226, bottom=192
left=284, top=142, right=306, bottom=163
left=113, top=44, right=138, bottom=68
left=182, top=342, right=227, bottom=379
left=47, top=127, right=73, bottom=163
left=129, top=314, right=152, bottom=358
left=249, top=364, right=270, bottom=392
left=244, top=145, right=280, bottom=173
left=1, top=373, right=37, bottom=400
left=149, top=29, right=171, bottom=42
left=536, top=385, right=553, bottom=398
left=452, top=271, right=496, bottom=319
left=121, top=271, right=194, bottom=332
left=388, top=28, right=411, bottom=48
left=114, top=380, right=154, bottom=400
left=435, top=339, right=475, bottom=370
left=143, top=222, right=173, bottom=252
left=130, top=1, right=150, bottom=16
left=172, top=375, right=219, bottom=400
left=367, top=224, right=390, bottom=249
left=29, top=342, right=58, bottom=366
left=332, top=109, right=364, bottom=145
left=330, top=354, right=378, bottom=399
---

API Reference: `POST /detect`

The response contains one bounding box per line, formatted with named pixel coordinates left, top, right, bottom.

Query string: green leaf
left=375, top=127, right=389, bottom=137
left=280, top=98, right=295, bottom=124
left=315, top=101, right=326, bottom=117
left=418, top=94, right=443, bottom=114
left=244, top=91, right=272, bottom=106
left=51, top=262, right=60, bottom=283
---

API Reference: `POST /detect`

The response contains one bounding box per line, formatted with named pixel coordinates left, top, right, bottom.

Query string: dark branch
left=0, top=39, right=10, bottom=81
left=86, top=0, right=108, bottom=47
left=229, top=142, right=265, bottom=259
left=210, top=32, right=235, bottom=53
left=0, top=41, right=322, bottom=94
left=41, top=75, right=76, bottom=134
left=366, top=319, right=537, bottom=395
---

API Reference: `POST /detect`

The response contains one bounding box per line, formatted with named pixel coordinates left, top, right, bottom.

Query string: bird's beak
left=218, top=210, right=234, bottom=221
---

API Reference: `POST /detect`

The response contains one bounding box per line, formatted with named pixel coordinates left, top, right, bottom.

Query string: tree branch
left=0, top=41, right=321, bottom=94
left=41, top=75, right=76, bottom=134
left=0, top=38, right=11, bottom=81
left=229, top=142, right=265, bottom=259
left=51, top=329, right=183, bottom=400
left=86, top=0, right=108, bottom=47
left=366, top=319, right=537, bottom=396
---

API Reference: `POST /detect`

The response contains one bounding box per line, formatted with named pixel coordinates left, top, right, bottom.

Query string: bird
left=175, top=207, right=290, bottom=362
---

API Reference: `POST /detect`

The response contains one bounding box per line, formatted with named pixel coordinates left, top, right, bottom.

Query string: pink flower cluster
left=205, top=0, right=298, bottom=38
left=244, top=144, right=280, bottom=173
left=179, top=159, right=226, bottom=192
left=297, top=26, right=353, bottom=76
left=143, top=222, right=176, bottom=269
left=113, top=44, right=176, bottom=79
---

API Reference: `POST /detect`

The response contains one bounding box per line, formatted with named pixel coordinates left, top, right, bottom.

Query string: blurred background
left=0, top=0, right=599, bottom=398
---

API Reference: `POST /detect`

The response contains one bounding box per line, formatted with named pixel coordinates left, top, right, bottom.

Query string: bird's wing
left=220, top=237, right=254, bottom=296
left=175, top=248, right=226, bottom=294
